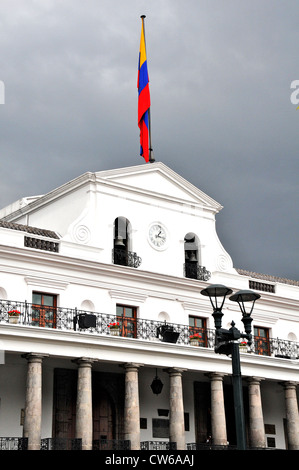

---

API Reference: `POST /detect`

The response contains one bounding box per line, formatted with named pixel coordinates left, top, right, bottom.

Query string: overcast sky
left=0, top=0, right=298, bottom=281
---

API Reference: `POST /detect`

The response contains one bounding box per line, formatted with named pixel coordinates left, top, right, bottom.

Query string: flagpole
left=141, top=15, right=155, bottom=163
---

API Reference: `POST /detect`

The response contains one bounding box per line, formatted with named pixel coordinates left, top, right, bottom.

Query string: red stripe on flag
left=139, top=119, right=149, bottom=163
left=138, top=83, right=150, bottom=126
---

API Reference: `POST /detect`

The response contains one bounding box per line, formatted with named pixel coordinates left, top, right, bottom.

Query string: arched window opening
left=112, top=217, right=141, bottom=268
left=184, top=233, right=210, bottom=281
left=113, top=217, right=130, bottom=266
left=184, top=233, right=200, bottom=279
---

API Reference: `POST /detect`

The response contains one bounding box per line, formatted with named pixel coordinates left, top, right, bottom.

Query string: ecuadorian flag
left=137, top=19, right=151, bottom=162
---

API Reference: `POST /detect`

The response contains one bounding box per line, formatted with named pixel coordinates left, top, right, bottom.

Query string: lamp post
left=200, top=284, right=260, bottom=450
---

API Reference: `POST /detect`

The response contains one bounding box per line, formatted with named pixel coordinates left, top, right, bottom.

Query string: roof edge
left=237, top=268, right=299, bottom=287
left=0, top=220, right=60, bottom=239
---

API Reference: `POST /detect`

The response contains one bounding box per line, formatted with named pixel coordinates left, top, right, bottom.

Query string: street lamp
left=200, top=284, right=260, bottom=450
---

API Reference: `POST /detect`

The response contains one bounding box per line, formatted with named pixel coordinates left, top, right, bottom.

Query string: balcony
left=0, top=437, right=28, bottom=450
left=0, top=438, right=130, bottom=451
left=184, top=262, right=211, bottom=281
left=0, top=437, right=279, bottom=451
left=112, top=248, right=142, bottom=268
left=1, top=299, right=299, bottom=359
left=140, top=441, right=177, bottom=450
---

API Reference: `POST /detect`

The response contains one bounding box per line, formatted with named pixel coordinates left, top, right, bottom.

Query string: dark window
left=152, top=419, right=169, bottom=438
left=32, top=292, right=57, bottom=328
left=184, top=413, right=190, bottom=432
left=113, top=217, right=130, bottom=266
left=184, top=233, right=199, bottom=279
left=264, top=424, right=276, bottom=435
left=113, top=217, right=141, bottom=268
left=116, top=305, right=137, bottom=338
left=267, top=437, right=276, bottom=448
left=184, top=233, right=210, bottom=281
left=140, top=418, right=147, bottom=429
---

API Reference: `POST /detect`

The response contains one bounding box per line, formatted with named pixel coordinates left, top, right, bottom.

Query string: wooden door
left=93, top=389, right=115, bottom=441
left=53, top=369, right=77, bottom=439
left=194, top=382, right=211, bottom=443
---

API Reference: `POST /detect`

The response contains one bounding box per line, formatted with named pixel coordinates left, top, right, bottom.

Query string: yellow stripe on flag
left=139, top=22, right=147, bottom=67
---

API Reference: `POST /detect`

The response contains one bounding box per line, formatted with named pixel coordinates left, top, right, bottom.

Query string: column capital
left=164, top=367, right=186, bottom=376
left=247, top=376, right=265, bottom=385
left=121, top=362, right=144, bottom=371
left=206, top=372, right=227, bottom=381
left=22, top=353, right=49, bottom=362
left=72, top=357, right=97, bottom=367
left=280, top=381, right=299, bottom=390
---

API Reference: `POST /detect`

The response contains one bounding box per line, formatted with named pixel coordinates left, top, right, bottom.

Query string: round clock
left=148, top=223, right=168, bottom=249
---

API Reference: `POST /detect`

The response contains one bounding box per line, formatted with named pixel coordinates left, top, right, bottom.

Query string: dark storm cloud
left=0, top=0, right=298, bottom=280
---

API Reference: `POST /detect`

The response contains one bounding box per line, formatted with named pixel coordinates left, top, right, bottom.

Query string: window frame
left=116, top=304, right=137, bottom=338
left=188, top=315, right=208, bottom=347
left=254, top=326, right=270, bottom=356
left=32, top=291, right=57, bottom=328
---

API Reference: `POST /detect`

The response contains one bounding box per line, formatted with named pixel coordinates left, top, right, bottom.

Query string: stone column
left=74, top=357, right=94, bottom=450
left=208, top=373, right=227, bottom=446
left=247, top=377, right=266, bottom=448
left=124, top=363, right=142, bottom=450
left=282, top=381, right=299, bottom=450
left=22, top=353, right=48, bottom=450
left=166, top=368, right=186, bottom=450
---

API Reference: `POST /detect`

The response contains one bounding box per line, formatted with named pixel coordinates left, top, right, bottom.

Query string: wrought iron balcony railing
left=0, top=438, right=129, bottom=451
left=184, top=262, right=211, bottom=281
left=140, top=441, right=177, bottom=450
left=0, top=298, right=215, bottom=347
left=1, top=299, right=299, bottom=359
left=40, top=438, right=82, bottom=450
left=0, top=437, right=28, bottom=451
left=112, top=248, right=142, bottom=268
left=93, top=439, right=131, bottom=450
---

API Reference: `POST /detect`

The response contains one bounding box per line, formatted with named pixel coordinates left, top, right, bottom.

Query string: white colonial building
left=0, top=162, right=298, bottom=450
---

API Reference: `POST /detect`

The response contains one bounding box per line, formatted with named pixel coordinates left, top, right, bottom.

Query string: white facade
left=0, top=162, right=298, bottom=450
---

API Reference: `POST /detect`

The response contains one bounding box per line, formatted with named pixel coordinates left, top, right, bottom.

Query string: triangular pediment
left=96, top=162, right=223, bottom=213
left=0, top=162, right=223, bottom=222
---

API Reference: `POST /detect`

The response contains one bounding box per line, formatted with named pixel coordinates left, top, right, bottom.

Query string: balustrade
left=0, top=299, right=298, bottom=359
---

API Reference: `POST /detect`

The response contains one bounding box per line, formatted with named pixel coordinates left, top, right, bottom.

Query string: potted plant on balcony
left=8, top=309, right=21, bottom=324
left=239, top=341, right=248, bottom=353
left=108, top=321, right=120, bottom=336
left=189, top=333, right=202, bottom=346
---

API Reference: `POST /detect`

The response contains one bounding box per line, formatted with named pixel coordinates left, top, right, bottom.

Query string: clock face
left=148, top=224, right=167, bottom=249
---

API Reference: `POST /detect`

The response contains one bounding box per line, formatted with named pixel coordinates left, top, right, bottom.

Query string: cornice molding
left=24, top=276, right=69, bottom=291
left=0, top=245, right=298, bottom=316
left=1, top=323, right=299, bottom=381
left=109, top=289, right=148, bottom=303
